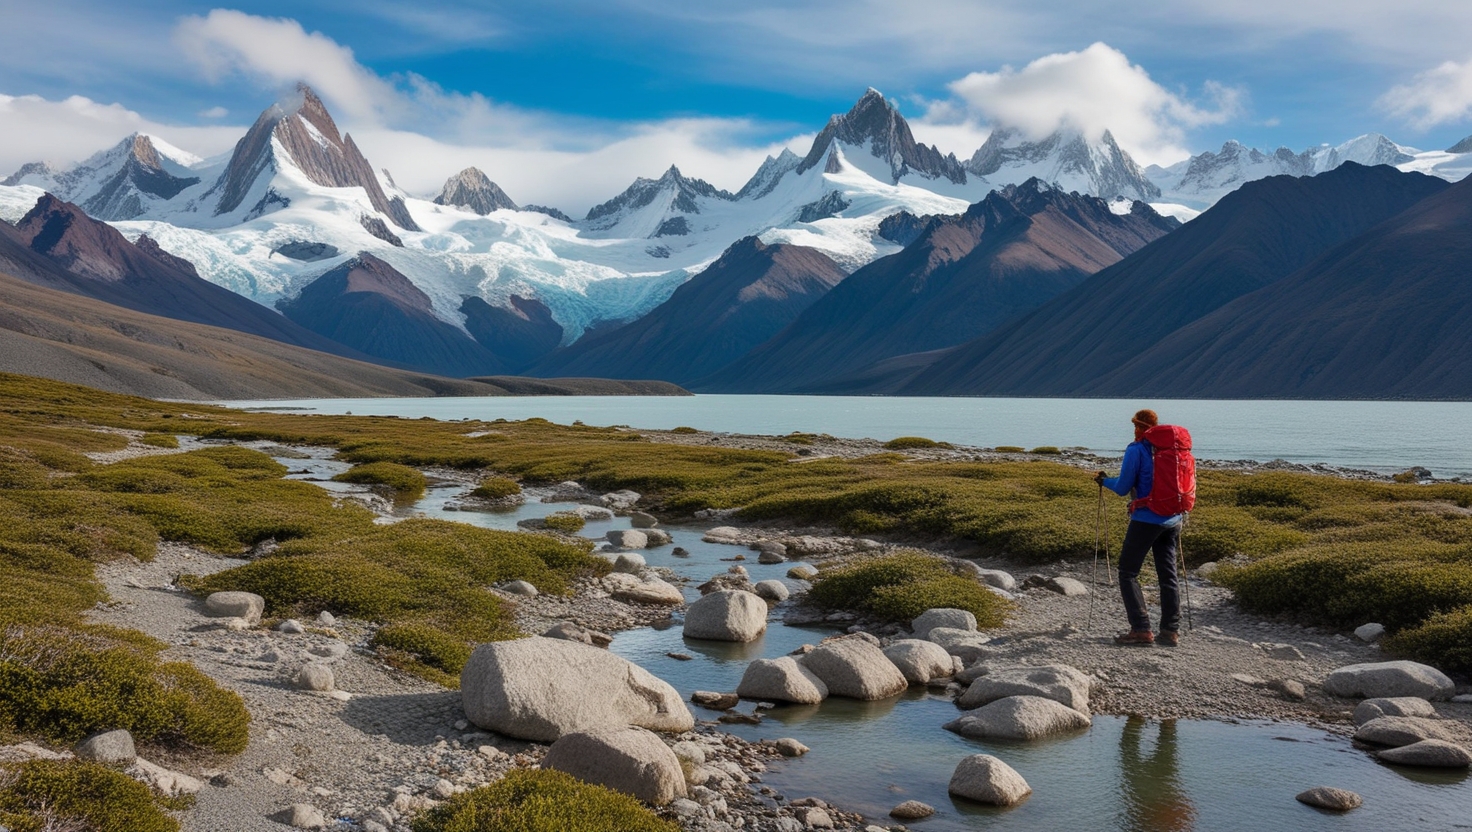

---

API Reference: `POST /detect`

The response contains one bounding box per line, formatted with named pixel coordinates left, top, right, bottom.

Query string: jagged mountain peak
left=207, top=82, right=419, bottom=230
left=434, top=167, right=517, bottom=214
left=1448, top=135, right=1472, bottom=154
left=796, top=89, right=967, bottom=185
left=582, top=166, right=735, bottom=230
left=966, top=127, right=1160, bottom=202
left=2, top=133, right=202, bottom=221
left=736, top=149, right=802, bottom=200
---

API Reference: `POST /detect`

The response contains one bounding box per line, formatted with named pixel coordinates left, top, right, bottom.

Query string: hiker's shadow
left=338, top=690, right=468, bottom=746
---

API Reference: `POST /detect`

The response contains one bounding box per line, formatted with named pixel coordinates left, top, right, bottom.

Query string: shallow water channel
left=261, top=443, right=1471, bottom=831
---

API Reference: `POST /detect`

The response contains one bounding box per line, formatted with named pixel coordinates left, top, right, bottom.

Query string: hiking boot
left=1157, top=630, right=1180, bottom=647
left=1114, top=630, right=1155, bottom=646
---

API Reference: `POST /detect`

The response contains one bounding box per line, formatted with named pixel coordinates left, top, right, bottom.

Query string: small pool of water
left=250, top=442, right=1472, bottom=830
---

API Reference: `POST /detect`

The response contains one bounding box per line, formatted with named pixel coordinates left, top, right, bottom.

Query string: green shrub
left=0, top=759, right=179, bottom=832
left=332, top=462, right=427, bottom=501
left=137, top=433, right=179, bottom=449
left=471, top=477, right=521, bottom=500
left=1387, top=606, right=1472, bottom=674
left=373, top=623, right=477, bottom=687
left=995, top=446, right=1024, bottom=453
left=542, top=513, right=585, bottom=533
left=1030, top=446, right=1061, bottom=455
left=411, top=769, right=678, bottom=832
left=809, top=551, right=1010, bottom=626
left=670, top=426, right=699, bottom=435
left=0, top=623, right=249, bottom=753
left=884, top=436, right=941, bottom=450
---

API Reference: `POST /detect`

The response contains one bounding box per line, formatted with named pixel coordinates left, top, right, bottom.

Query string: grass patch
left=542, top=513, right=586, bottom=534
left=1030, top=446, right=1061, bottom=455
left=809, top=551, right=1011, bottom=626
left=410, top=769, right=678, bottom=832
left=0, top=759, right=180, bottom=832
left=884, top=436, right=943, bottom=450
left=470, top=477, right=521, bottom=500
left=137, top=433, right=179, bottom=449
left=670, top=426, right=699, bottom=435
left=332, top=462, right=427, bottom=502
left=995, top=446, right=1024, bottom=453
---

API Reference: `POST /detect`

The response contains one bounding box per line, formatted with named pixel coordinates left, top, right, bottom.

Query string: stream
left=255, top=441, right=1471, bottom=831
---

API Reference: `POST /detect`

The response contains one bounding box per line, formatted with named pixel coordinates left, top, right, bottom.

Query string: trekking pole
left=1088, top=484, right=1101, bottom=630
left=1178, top=512, right=1194, bottom=631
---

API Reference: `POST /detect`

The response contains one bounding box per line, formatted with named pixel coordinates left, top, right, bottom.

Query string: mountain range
left=3, top=84, right=1472, bottom=399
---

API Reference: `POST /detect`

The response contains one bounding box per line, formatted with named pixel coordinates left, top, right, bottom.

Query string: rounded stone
left=802, top=635, right=908, bottom=700
left=737, top=656, right=828, bottom=704
left=74, top=729, right=136, bottom=764
left=683, top=590, right=768, bottom=642
left=753, top=580, right=790, bottom=602
left=501, top=580, right=539, bottom=596
left=948, top=754, right=1031, bottom=806
left=890, top=800, right=935, bottom=819
left=944, top=695, right=1091, bottom=741
left=1376, top=739, right=1472, bottom=768
left=203, top=591, right=265, bottom=625
left=1296, top=787, right=1362, bottom=811
left=295, top=663, right=335, bottom=692
left=1353, top=697, right=1437, bottom=726
left=911, top=608, right=976, bottom=640
left=542, top=727, right=686, bottom=805
left=1323, top=660, right=1455, bottom=700
left=277, top=619, right=305, bottom=634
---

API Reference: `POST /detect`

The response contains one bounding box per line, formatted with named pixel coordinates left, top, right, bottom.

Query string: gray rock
left=773, top=738, right=808, bottom=757
left=203, top=591, right=264, bottom=624
left=74, top=730, right=135, bottom=764
left=755, top=541, right=788, bottom=557
left=926, top=627, right=994, bottom=663
left=316, top=611, right=336, bottom=626
left=1295, top=787, right=1362, bottom=811
left=1269, top=679, right=1307, bottom=701
left=278, top=803, right=326, bottom=829
left=1454, top=694, right=1472, bottom=704
left=542, top=727, right=686, bottom=804
left=598, top=490, right=642, bottom=510
left=127, top=758, right=203, bottom=797
left=629, top=511, right=659, bottom=528
left=1355, top=716, right=1456, bottom=747
left=542, top=621, right=613, bottom=647
left=803, top=635, right=908, bottom=700
left=757, top=551, right=786, bottom=565
left=672, top=741, right=705, bottom=767
left=644, top=529, right=673, bottom=547
left=501, top=580, right=539, bottom=596
left=1376, top=739, right=1472, bottom=767
left=912, top=608, right=977, bottom=640
left=703, top=526, right=743, bottom=544
left=787, top=566, right=818, bottom=580
left=1354, top=623, right=1386, bottom=643
left=570, top=505, right=615, bottom=520
left=277, top=619, right=306, bottom=634
left=295, top=663, right=335, bottom=692
left=958, top=664, right=1092, bottom=714
left=1353, top=697, right=1437, bottom=726
left=683, top=590, right=768, bottom=642
left=882, top=639, right=954, bottom=685
left=691, top=691, right=740, bottom=710
left=944, top=695, right=1091, bottom=741
left=979, top=569, right=1018, bottom=591
left=460, top=636, right=693, bottom=741
left=737, top=657, right=828, bottom=704
left=948, top=754, right=1031, bottom=806
left=607, top=574, right=684, bottom=606
left=1324, top=661, right=1455, bottom=700
left=1045, top=576, right=1089, bottom=596
left=753, top=580, right=790, bottom=602
left=890, top=800, right=935, bottom=819
left=608, top=532, right=649, bottom=553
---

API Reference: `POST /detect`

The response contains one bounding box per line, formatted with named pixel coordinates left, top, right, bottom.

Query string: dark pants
left=1118, top=519, right=1182, bottom=633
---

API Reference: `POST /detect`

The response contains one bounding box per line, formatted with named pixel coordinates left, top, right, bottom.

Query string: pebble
left=277, top=619, right=306, bottom=634
left=772, top=738, right=809, bottom=757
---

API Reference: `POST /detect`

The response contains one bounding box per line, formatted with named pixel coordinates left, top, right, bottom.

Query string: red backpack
left=1131, top=424, right=1197, bottom=516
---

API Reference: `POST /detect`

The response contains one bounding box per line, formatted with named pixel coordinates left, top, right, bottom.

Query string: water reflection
left=1119, top=717, right=1197, bottom=832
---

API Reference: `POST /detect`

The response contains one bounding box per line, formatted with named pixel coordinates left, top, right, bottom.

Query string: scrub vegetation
left=809, top=551, right=1010, bottom=625
left=410, top=769, right=678, bottom=832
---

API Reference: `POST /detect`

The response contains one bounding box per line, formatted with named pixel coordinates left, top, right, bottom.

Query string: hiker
left=1093, top=409, right=1196, bottom=647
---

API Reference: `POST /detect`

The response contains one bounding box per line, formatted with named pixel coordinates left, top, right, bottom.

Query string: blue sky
left=3, top=1, right=1472, bottom=211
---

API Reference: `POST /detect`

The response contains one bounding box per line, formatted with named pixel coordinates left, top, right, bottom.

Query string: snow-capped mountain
left=794, top=88, right=969, bottom=190
left=1, top=134, right=202, bottom=221
left=966, top=128, right=1160, bottom=203
left=1149, top=133, right=1471, bottom=209
left=581, top=166, right=737, bottom=238
left=433, top=168, right=518, bottom=215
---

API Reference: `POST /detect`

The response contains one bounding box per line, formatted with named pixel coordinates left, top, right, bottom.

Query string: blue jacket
left=1103, top=440, right=1184, bottom=526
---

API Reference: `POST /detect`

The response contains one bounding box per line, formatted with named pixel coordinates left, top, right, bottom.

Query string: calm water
left=224, top=395, right=1472, bottom=478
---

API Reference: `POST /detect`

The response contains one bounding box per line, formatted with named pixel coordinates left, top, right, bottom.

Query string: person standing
left=1093, top=409, right=1194, bottom=646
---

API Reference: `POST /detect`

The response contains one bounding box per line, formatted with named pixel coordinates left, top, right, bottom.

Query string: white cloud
left=1380, top=55, right=1472, bottom=131
left=198, top=106, right=229, bottom=119
left=933, top=43, right=1243, bottom=166
left=0, top=94, right=242, bottom=174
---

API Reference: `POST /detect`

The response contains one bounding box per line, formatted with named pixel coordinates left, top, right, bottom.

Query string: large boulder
left=912, top=608, right=976, bottom=640
left=802, top=635, right=907, bottom=700
left=683, top=590, right=767, bottom=642
left=460, top=637, right=693, bottom=741
left=948, top=754, right=1031, bottom=806
left=1323, top=661, right=1455, bottom=700
left=925, top=628, right=993, bottom=663
left=944, top=696, right=1090, bottom=741
left=736, top=657, right=828, bottom=704
left=605, top=574, right=685, bottom=606
left=882, top=640, right=955, bottom=685
left=542, top=727, right=687, bottom=805
left=957, top=664, right=1092, bottom=714
left=1353, top=697, right=1438, bottom=726
left=1376, top=739, right=1472, bottom=768
left=1354, top=716, right=1457, bottom=748
left=203, top=591, right=264, bottom=625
